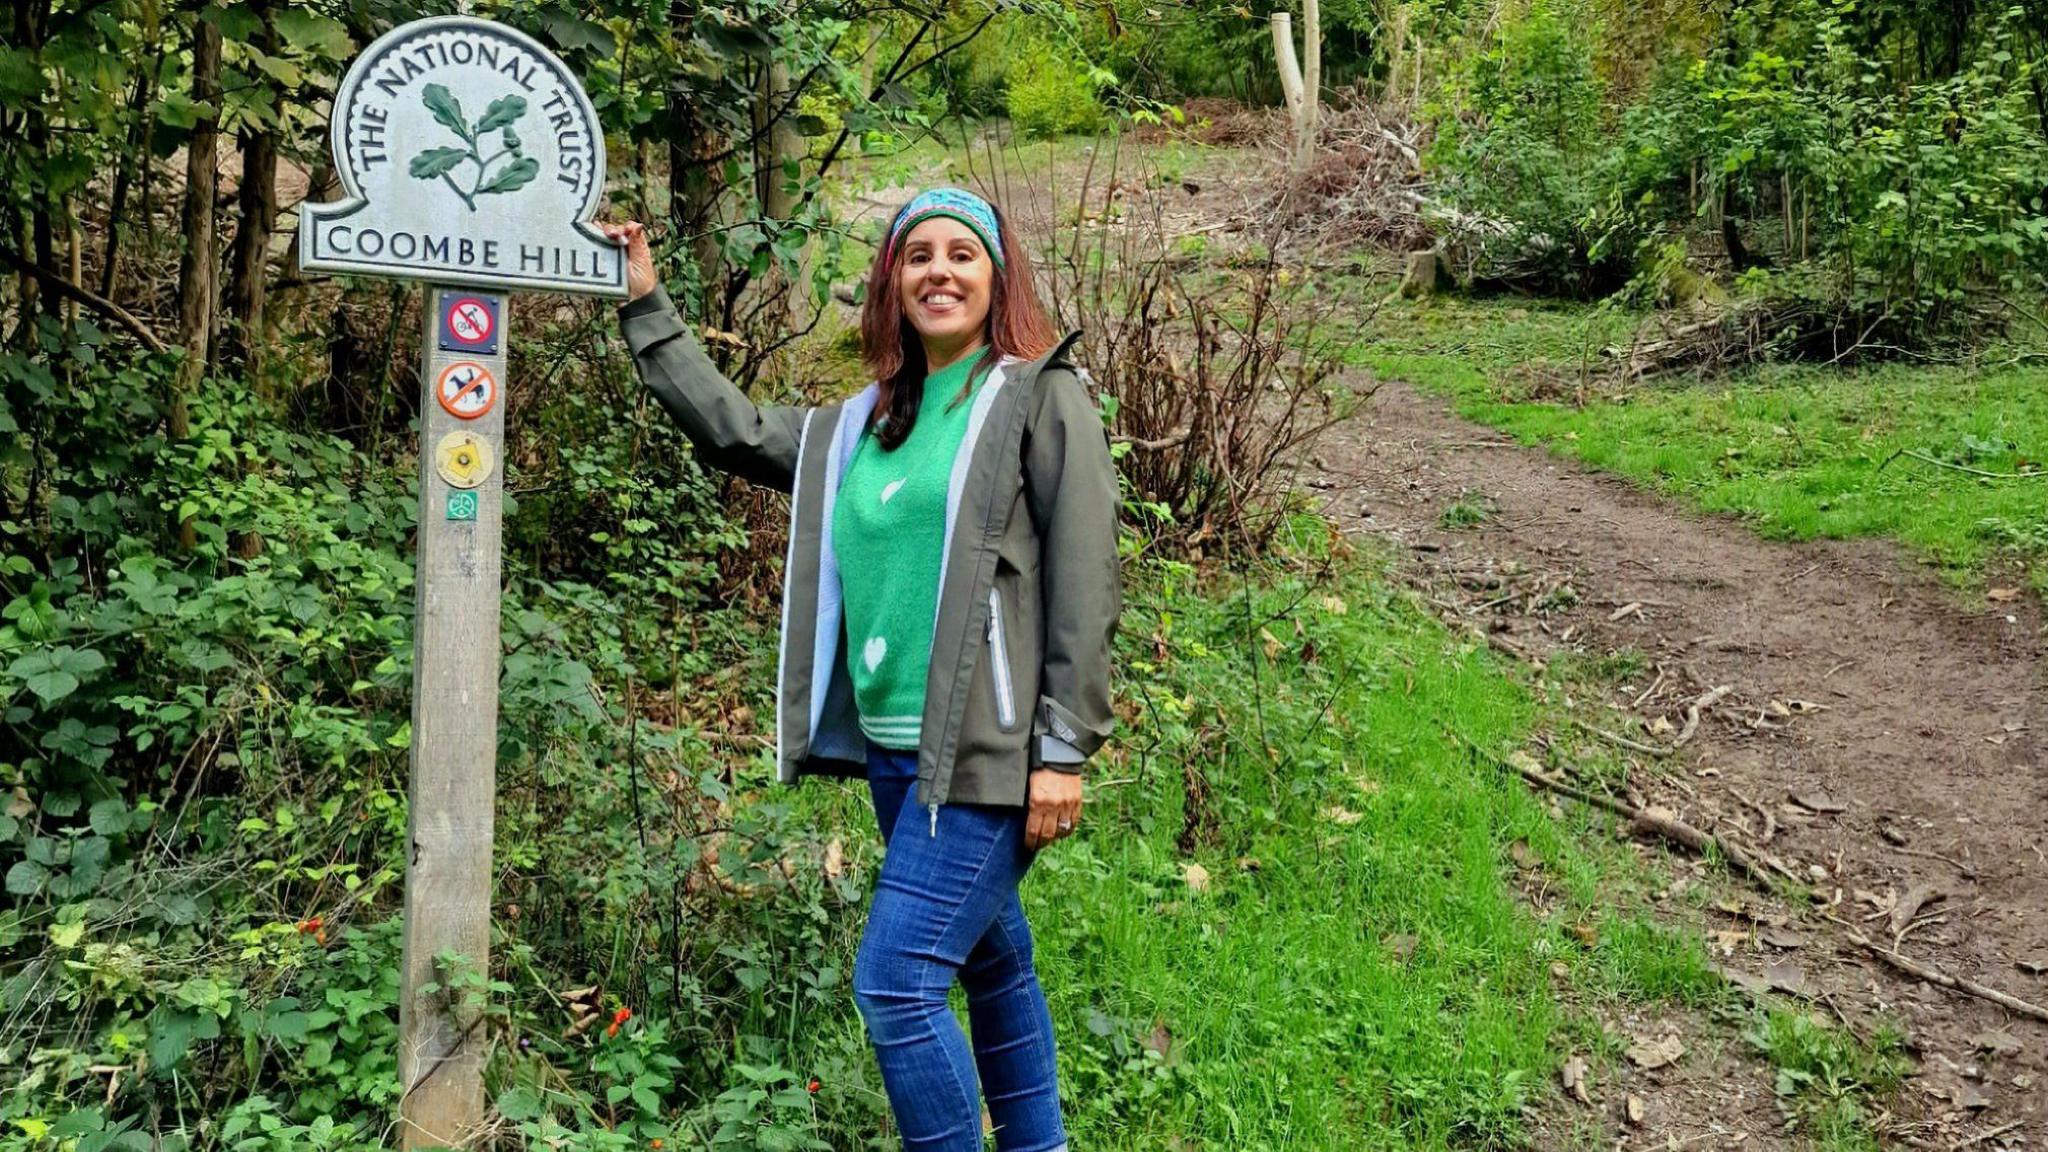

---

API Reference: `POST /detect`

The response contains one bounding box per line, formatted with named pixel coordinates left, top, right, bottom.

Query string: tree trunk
left=1720, top=180, right=1752, bottom=274
left=224, top=123, right=278, bottom=368
left=222, top=132, right=278, bottom=364
left=223, top=0, right=276, bottom=372
left=1270, top=4, right=1320, bottom=171
left=100, top=4, right=163, bottom=301
left=669, top=106, right=727, bottom=292
left=1271, top=12, right=1303, bottom=122
left=755, top=57, right=801, bottom=326
left=172, top=11, right=222, bottom=551
left=15, top=0, right=49, bottom=320
left=1301, top=0, right=1320, bottom=151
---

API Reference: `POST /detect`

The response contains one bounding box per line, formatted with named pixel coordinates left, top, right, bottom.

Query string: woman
left=601, top=188, right=1119, bottom=1152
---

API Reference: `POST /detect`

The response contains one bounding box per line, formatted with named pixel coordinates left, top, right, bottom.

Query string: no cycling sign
left=439, top=294, right=498, bottom=354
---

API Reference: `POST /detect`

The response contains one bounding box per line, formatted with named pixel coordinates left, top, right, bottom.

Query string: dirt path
left=1312, top=374, right=2047, bottom=1147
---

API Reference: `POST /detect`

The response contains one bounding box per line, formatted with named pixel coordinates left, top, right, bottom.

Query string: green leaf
left=8, top=646, right=103, bottom=703
left=246, top=50, right=303, bottom=89
left=502, top=127, right=521, bottom=153
left=152, top=893, right=199, bottom=926
left=496, top=1086, right=543, bottom=1120
left=15, top=665, right=76, bottom=703
left=422, top=83, right=469, bottom=140
left=474, top=94, right=526, bottom=134
left=698, top=18, right=772, bottom=61
left=4, top=858, right=48, bottom=896
left=477, top=156, right=539, bottom=196
left=153, top=91, right=215, bottom=129
left=274, top=9, right=351, bottom=57
left=409, top=147, right=469, bottom=179
left=0, top=46, right=43, bottom=103
left=88, top=798, right=128, bottom=836
left=541, top=13, right=617, bottom=57
left=50, top=1108, right=104, bottom=1139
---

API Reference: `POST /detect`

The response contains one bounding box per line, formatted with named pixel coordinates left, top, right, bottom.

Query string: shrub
left=1425, top=0, right=1637, bottom=295
left=1006, top=41, right=1107, bottom=139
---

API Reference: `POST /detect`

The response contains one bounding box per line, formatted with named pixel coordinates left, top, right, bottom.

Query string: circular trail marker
left=434, top=430, right=495, bottom=489
left=436, top=361, right=497, bottom=419
left=445, top=297, right=495, bottom=347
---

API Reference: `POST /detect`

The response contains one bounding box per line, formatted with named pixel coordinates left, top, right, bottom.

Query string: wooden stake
left=398, top=286, right=507, bottom=1147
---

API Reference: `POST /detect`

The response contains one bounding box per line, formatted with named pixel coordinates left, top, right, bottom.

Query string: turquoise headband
left=887, top=188, right=1006, bottom=267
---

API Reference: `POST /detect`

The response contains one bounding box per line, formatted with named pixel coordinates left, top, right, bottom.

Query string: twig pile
left=1262, top=99, right=1434, bottom=251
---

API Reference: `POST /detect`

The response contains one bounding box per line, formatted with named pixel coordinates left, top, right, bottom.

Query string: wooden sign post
left=299, top=16, right=624, bottom=1147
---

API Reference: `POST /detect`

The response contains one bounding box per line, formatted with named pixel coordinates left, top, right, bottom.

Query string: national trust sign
left=300, top=16, right=626, bottom=297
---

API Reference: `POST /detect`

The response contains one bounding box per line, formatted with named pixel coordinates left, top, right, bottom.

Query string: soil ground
left=1311, top=375, right=2047, bottom=1148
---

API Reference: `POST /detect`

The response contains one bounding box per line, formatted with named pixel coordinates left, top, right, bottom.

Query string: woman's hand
left=599, top=220, right=659, bottom=302
left=1025, top=770, right=1083, bottom=851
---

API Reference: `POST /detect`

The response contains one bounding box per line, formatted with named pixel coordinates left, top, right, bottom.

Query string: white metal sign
left=300, top=16, right=626, bottom=296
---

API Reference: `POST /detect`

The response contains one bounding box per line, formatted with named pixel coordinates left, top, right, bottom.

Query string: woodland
left=3, top=0, right=2047, bottom=1149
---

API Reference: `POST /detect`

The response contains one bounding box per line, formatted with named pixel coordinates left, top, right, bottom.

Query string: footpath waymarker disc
left=436, top=361, right=497, bottom=419
left=434, top=430, right=494, bottom=489
left=439, top=295, right=500, bottom=354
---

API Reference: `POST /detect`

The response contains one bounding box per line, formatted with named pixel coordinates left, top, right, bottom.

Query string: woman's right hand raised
left=599, top=220, right=660, bottom=303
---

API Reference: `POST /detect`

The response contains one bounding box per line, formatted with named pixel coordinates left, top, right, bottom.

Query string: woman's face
left=895, top=215, right=994, bottom=354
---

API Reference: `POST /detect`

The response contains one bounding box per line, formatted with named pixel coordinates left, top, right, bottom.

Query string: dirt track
left=1314, top=374, right=2047, bottom=1146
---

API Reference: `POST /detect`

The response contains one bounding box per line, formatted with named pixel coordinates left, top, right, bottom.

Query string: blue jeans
left=855, top=744, right=1068, bottom=1152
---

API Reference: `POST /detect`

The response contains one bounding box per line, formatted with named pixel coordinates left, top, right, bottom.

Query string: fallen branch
left=1576, top=718, right=1675, bottom=759
left=1674, top=684, right=1732, bottom=749
left=1733, top=789, right=1777, bottom=845
left=1890, top=844, right=1977, bottom=880
left=1848, top=933, right=2048, bottom=1024
left=0, top=246, right=170, bottom=353
left=1879, top=447, right=2044, bottom=481
left=1951, top=1120, right=2027, bottom=1151
left=1457, top=731, right=1777, bottom=890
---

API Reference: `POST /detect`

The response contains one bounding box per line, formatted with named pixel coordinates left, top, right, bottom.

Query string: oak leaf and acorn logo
left=408, top=82, right=538, bottom=211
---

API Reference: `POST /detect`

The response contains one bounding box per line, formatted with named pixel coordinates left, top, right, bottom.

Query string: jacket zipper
left=987, top=586, right=1017, bottom=730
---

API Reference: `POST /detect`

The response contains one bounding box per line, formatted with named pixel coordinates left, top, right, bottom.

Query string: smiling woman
left=601, top=187, right=1118, bottom=1152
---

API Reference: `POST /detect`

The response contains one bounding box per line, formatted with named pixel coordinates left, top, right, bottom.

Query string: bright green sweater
left=834, top=355, right=986, bottom=749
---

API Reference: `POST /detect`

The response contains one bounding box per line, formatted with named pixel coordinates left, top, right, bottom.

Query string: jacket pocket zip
left=986, top=586, right=1018, bottom=731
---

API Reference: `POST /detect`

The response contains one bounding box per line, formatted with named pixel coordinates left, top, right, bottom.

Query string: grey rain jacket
left=619, top=288, right=1120, bottom=826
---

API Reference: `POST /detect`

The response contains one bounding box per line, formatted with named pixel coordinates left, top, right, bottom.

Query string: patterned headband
left=887, top=187, right=1006, bottom=267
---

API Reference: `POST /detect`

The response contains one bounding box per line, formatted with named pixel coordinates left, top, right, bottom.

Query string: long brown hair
left=859, top=200, right=1056, bottom=450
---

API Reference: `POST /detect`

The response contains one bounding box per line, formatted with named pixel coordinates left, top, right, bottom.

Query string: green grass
left=763, top=542, right=1724, bottom=1150
left=1747, top=1009, right=1911, bottom=1151
left=990, top=546, right=1716, bottom=1149
left=1342, top=288, right=2048, bottom=586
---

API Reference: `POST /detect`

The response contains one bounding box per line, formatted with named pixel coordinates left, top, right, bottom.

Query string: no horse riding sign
left=297, top=14, right=625, bottom=1147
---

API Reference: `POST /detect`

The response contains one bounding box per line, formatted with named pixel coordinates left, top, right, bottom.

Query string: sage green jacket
left=619, top=288, right=1120, bottom=816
